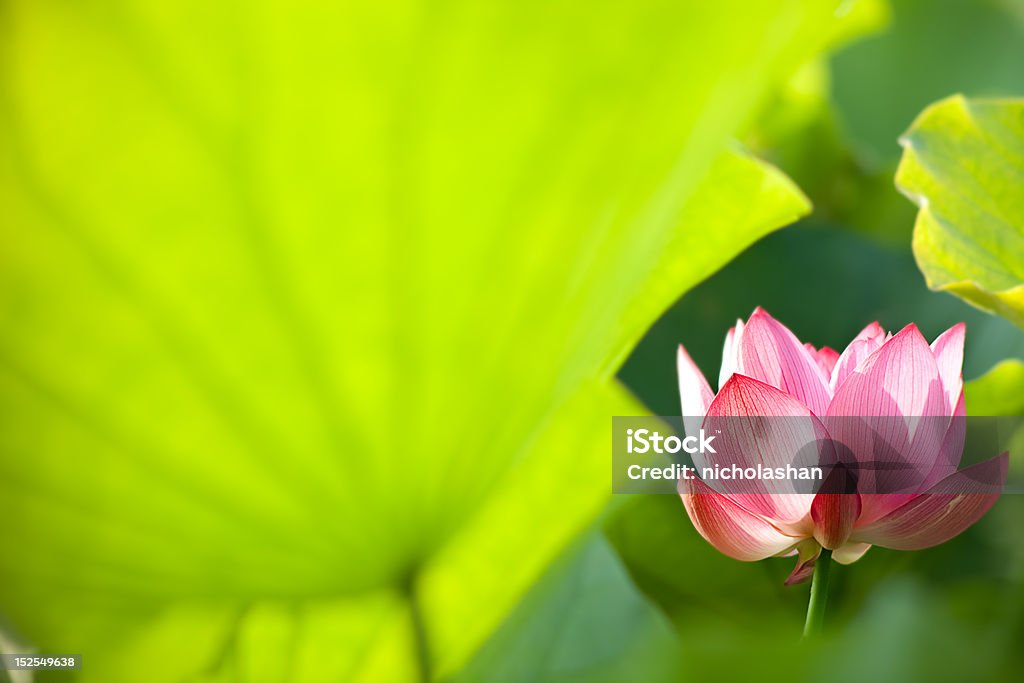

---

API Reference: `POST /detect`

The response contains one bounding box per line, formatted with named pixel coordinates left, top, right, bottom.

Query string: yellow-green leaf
left=0, top=1, right=868, bottom=680
left=965, top=359, right=1024, bottom=416
left=896, top=96, right=1024, bottom=326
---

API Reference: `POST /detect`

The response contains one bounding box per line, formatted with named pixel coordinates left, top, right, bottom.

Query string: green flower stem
left=803, top=548, right=833, bottom=638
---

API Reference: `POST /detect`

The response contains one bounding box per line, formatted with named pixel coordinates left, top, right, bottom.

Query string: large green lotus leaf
left=0, top=1, right=865, bottom=680
left=896, top=96, right=1024, bottom=326
left=450, top=534, right=679, bottom=683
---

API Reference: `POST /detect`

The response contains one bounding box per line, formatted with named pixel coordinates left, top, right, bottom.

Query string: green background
left=1, top=1, right=1023, bottom=682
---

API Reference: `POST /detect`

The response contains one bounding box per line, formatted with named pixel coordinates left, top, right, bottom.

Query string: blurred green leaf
left=451, top=533, right=679, bottom=683
left=815, top=0, right=1024, bottom=247
left=743, top=0, right=896, bottom=234
left=620, top=226, right=1024, bottom=416
left=0, top=1, right=874, bottom=680
left=604, top=497, right=826, bottom=681
left=814, top=577, right=1010, bottom=683
left=966, top=360, right=1024, bottom=415
left=896, top=96, right=1024, bottom=326
left=832, top=0, right=1024, bottom=168
left=604, top=496, right=802, bottom=632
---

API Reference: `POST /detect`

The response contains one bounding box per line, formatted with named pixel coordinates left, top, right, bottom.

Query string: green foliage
left=966, top=360, right=1024, bottom=416
left=613, top=214, right=1024, bottom=683
left=620, top=226, right=1024, bottom=416
left=450, top=534, right=679, bottom=683
left=605, top=496, right=801, bottom=632
left=749, top=0, right=1024, bottom=248
left=896, top=96, right=1024, bottom=326
left=0, top=1, right=871, bottom=681
left=3, top=2, right=1021, bottom=682
left=833, top=0, right=1024, bottom=168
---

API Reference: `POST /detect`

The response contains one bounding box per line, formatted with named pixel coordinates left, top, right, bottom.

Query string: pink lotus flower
left=677, top=308, right=1007, bottom=585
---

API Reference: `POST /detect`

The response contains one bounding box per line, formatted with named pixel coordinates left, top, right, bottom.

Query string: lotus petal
left=826, top=325, right=950, bottom=516
left=734, top=308, right=831, bottom=415
left=718, top=319, right=744, bottom=390
left=702, top=374, right=831, bottom=527
left=853, top=453, right=1008, bottom=551
left=930, top=323, right=966, bottom=413
left=679, top=476, right=797, bottom=561
left=783, top=539, right=821, bottom=586
left=805, top=343, right=840, bottom=377
left=678, top=343, right=715, bottom=438
left=829, top=323, right=888, bottom=394
left=832, top=542, right=871, bottom=565
left=811, top=465, right=862, bottom=549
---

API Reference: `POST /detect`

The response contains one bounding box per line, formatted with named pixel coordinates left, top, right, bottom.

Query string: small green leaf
left=896, top=96, right=1024, bottom=326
